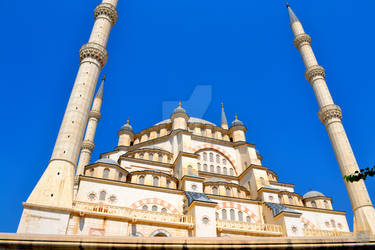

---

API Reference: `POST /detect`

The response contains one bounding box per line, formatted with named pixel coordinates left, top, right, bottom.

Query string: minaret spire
left=221, top=103, right=228, bottom=130
left=95, top=75, right=105, bottom=99
left=286, top=3, right=299, bottom=25
left=18, top=0, right=119, bottom=234
left=287, top=4, right=375, bottom=234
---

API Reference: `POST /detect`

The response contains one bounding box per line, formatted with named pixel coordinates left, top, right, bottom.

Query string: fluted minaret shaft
left=287, top=4, right=375, bottom=234
left=76, top=78, right=104, bottom=176
left=26, top=0, right=118, bottom=208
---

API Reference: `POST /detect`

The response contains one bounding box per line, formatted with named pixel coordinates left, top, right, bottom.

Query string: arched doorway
left=150, top=229, right=171, bottom=237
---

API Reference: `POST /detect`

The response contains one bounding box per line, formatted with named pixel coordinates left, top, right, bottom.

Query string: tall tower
left=76, top=76, right=105, bottom=177
left=286, top=3, right=375, bottom=234
left=18, top=0, right=118, bottom=234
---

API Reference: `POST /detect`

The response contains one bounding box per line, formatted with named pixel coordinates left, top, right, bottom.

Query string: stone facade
left=14, top=1, right=375, bottom=241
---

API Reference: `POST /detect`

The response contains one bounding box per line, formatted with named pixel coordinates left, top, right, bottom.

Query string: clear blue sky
left=0, top=0, right=373, bottom=233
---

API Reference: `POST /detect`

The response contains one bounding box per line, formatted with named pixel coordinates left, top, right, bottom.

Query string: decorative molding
left=318, top=104, right=342, bottom=125
left=89, top=110, right=101, bottom=120
left=94, top=3, right=118, bottom=26
left=79, top=42, right=108, bottom=69
left=305, top=65, right=325, bottom=83
left=293, top=33, right=311, bottom=49
left=82, top=140, right=95, bottom=151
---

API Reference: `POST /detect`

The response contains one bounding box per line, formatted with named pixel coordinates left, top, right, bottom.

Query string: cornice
left=269, top=181, right=294, bottom=188
left=238, top=164, right=268, bottom=179
left=120, top=156, right=173, bottom=168
left=207, top=194, right=262, bottom=205
left=285, top=204, right=345, bottom=215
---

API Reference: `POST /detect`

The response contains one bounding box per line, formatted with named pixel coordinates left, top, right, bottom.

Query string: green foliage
left=344, top=166, right=375, bottom=183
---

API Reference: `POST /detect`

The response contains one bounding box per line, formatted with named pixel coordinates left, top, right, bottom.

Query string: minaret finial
left=221, top=102, right=228, bottom=129
left=235, top=113, right=238, bottom=120
left=286, top=2, right=299, bottom=24
left=127, top=117, right=129, bottom=124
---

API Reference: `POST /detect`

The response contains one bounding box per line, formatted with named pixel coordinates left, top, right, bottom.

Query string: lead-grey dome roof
left=95, top=158, right=119, bottom=166
left=231, top=115, right=244, bottom=127
left=155, top=117, right=216, bottom=126
left=303, top=190, right=325, bottom=199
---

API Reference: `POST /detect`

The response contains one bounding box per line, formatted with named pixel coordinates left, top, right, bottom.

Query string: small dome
left=95, top=158, right=119, bottom=166
left=120, top=119, right=133, bottom=132
left=303, top=190, right=325, bottom=199
left=172, top=101, right=187, bottom=115
left=231, top=114, right=244, bottom=127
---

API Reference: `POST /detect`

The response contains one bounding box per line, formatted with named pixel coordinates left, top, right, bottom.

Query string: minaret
left=221, top=103, right=228, bottom=129
left=76, top=76, right=105, bottom=177
left=287, top=3, right=375, bottom=234
left=25, top=0, right=118, bottom=209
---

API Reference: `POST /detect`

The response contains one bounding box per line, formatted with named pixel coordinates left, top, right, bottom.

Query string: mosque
left=7, top=0, right=375, bottom=247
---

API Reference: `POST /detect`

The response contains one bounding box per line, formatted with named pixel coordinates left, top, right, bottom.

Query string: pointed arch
left=150, top=229, right=171, bottom=237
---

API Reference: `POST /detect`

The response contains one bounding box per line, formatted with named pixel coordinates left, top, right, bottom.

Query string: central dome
left=155, top=117, right=216, bottom=126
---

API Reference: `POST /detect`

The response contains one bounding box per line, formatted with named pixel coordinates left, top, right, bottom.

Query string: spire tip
left=286, top=2, right=290, bottom=8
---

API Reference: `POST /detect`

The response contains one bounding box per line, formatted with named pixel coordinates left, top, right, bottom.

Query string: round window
left=291, top=226, right=297, bottom=233
left=88, top=193, right=96, bottom=200
left=202, top=217, right=209, bottom=224
left=269, top=196, right=274, bottom=201
left=109, top=195, right=116, bottom=203
left=192, top=184, right=197, bottom=191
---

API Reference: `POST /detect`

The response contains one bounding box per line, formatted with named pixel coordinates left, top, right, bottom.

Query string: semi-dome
left=303, top=190, right=325, bottom=199
left=231, top=114, right=244, bottom=127
left=95, top=158, right=119, bottom=166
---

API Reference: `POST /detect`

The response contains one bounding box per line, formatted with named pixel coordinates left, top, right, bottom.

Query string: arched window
left=188, top=165, right=193, bottom=175
left=103, top=168, right=110, bottom=179
left=139, top=153, right=144, bottom=159
left=139, top=176, right=145, bottom=185
left=222, top=159, right=226, bottom=165
left=152, top=205, right=158, bottom=212
left=226, top=188, right=231, bottom=197
left=246, top=216, right=251, bottom=223
left=209, top=153, right=214, bottom=162
left=212, top=186, right=218, bottom=195
left=311, top=201, right=317, bottom=208
left=90, top=168, right=94, bottom=176
left=288, top=196, right=293, bottom=205
left=203, top=164, right=208, bottom=172
left=216, top=212, right=219, bottom=220
left=331, top=219, right=336, bottom=227
left=216, top=154, right=220, bottom=163
left=324, top=200, right=329, bottom=209
left=238, top=211, right=243, bottom=221
left=158, top=154, right=163, bottom=162
left=230, top=168, right=234, bottom=176
left=203, top=152, right=207, bottom=161
left=259, top=177, right=265, bottom=185
left=230, top=209, right=235, bottom=221
left=153, top=176, right=159, bottom=186
left=216, top=166, right=221, bottom=174
left=198, top=163, right=201, bottom=171
left=166, top=180, right=171, bottom=188
left=149, top=153, right=153, bottom=161
left=210, top=165, right=214, bottom=172
left=99, top=191, right=106, bottom=201
left=198, top=155, right=201, bottom=161
left=142, top=205, right=148, bottom=211
left=118, top=172, right=123, bottom=181
left=223, top=167, right=227, bottom=175
left=161, top=208, right=167, bottom=213
left=222, top=209, right=227, bottom=220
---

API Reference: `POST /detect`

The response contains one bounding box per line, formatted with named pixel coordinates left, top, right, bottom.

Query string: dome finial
left=127, top=117, right=129, bottom=124
left=235, top=113, right=238, bottom=120
left=178, top=100, right=182, bottom=107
